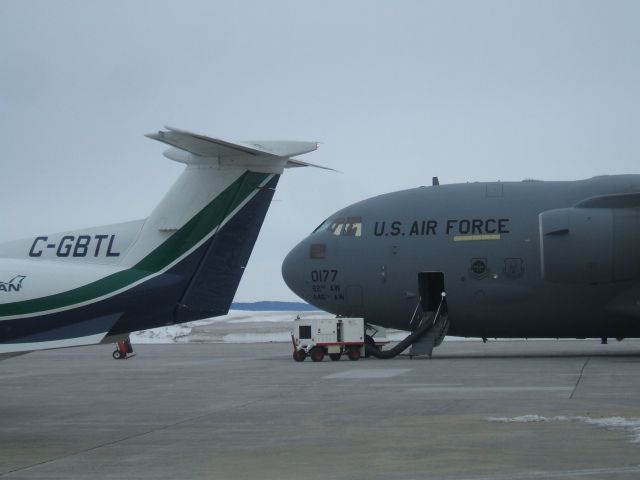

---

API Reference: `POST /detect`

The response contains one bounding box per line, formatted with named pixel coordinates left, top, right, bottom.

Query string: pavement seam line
left=0, top=396, right=270, bottom=477
left=570, top=357, right=590, bottom=399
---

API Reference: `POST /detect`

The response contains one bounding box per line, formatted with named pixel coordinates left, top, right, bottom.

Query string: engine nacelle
left=540, top=207, right=640, bottom=283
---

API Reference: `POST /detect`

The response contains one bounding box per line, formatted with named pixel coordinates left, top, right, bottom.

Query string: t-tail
left=0, top=127, right=322, bottom=356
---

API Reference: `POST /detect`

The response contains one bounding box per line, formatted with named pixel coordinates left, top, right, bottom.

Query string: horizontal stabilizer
left=146, top=127, right=332, bottom=170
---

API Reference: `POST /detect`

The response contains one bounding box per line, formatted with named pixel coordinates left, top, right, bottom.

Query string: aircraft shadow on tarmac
left=395, top=351, right=640, bottom=360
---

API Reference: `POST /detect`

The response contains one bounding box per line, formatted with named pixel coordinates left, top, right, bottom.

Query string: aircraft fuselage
left=283, top=175, right=640, bottom=339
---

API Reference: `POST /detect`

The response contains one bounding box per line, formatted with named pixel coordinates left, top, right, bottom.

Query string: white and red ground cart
left=291, top=317, right=388, bottom=362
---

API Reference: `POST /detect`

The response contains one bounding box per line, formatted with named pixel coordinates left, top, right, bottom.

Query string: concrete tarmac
left=1, top=340, right=640, bottom=480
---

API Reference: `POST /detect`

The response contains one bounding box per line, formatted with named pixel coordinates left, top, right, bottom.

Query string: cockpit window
left=342, top=217, right=362, bottom=236
left=313, top=217, right=362, bottom=237
left=312, top=219, right=332, bottom=234
left=329, top=217, right=362, bottom=237
left=329, top=220, right=344, bottom=235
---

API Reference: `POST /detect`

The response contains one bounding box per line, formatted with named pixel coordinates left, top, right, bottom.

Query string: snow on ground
left=131, top=310, right=331, bottom=344
left=486, top=415, right=640, bottom=444
left=130, top=310, right=482, bottom=344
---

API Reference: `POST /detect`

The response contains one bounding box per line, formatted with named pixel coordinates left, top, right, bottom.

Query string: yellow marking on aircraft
left=453, top=234, right=502, bottom=242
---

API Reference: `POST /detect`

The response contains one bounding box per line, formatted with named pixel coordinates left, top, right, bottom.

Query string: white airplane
left=0, top=127, right=320, bottom=360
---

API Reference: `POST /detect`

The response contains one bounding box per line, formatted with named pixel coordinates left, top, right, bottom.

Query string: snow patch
left=486, top=415, right=640, bottom=444
left=131, top=324, right=193, bottom=344
left=130, top=310, right=314, bottom=344
left=130, top=310, right=493, bottom=345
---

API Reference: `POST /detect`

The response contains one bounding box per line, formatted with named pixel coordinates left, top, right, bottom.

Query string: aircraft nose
left=282, top=241, right=308, bottom=300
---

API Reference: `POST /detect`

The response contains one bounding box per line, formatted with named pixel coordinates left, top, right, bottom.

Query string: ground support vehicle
left=291, top=317, right=388, bottom=362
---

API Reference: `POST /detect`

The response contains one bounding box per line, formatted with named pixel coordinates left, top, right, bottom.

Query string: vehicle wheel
left=329, top=353, right=341, bottom=361
left=310, top=347, right=325, bottom=362
left=347, top=347, right=361, bottom=361
left=112, top=350, right=123, bottom=360
left=293, top=350, right=307, bottom=362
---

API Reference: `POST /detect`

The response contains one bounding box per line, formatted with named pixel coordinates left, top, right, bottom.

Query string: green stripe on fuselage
left=0, top=172, right=270, bottom=317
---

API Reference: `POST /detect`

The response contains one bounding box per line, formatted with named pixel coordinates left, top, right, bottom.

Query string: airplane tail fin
left=122, top=127, right=320, bottom=322
left=0, top=128, right=322, bottom=355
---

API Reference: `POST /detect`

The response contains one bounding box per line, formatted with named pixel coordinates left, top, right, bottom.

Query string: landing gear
left=112, top=337, right=134, bottom=360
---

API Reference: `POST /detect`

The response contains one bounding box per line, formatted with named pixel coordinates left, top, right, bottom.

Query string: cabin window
left=299, top=325, right=312, bottom=339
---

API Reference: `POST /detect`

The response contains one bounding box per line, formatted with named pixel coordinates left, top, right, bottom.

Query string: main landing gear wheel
left=293, top=350, right=307, bottom=362
left=310, top=347, right=325, bottom=362
left=329, top=353, right=341, bottom=361
left=112, top=337, right=134, bottom=360
left=347, top=347, right=361, bottom=361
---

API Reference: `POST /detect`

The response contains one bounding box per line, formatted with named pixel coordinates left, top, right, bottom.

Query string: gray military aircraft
left=282, top=175, right=640, bottom=357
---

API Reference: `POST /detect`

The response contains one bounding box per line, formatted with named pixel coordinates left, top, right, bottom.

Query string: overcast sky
left=1, top=1, right=639, bottom=301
